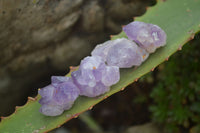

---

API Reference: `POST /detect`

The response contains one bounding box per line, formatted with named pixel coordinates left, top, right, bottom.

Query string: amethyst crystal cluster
left=123, top=21, right=166, bottom=53
left=71, top=56, right=120, bottom=97
left=39, top=76, right=80, bottom=116
left=39, top=21, right=167, bottom=116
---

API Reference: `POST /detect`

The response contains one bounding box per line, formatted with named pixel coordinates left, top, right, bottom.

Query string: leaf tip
left=1, top=116, right=8, bottom=121
left=190, top=34, right=195, bottom=40
left=165, top=56, right=169, bottom=61
left=72, top=113, right=81, bottom=119
left=15, top=106, right=20, bottom=110
left=88, top=106, right=93, bottom=110
left=103, top=95, right=108, bottom=100
left=151, top=67, right=155, bottom=72
left=28, top=97, right=37, bottom=102
left=120, top=87, right=125, bottom=91
left=178, top=45, right=182, bottom=51
left=188, top=30, right=195, bottom=40
left=14, top=106, right=20, bottom=113
left=56, top=125, right=61, bottom=128
left=134, top=78, right=139, bottom=82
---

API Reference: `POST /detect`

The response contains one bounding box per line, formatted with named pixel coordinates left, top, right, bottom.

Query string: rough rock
left=81, top=1, right=104, bottom=33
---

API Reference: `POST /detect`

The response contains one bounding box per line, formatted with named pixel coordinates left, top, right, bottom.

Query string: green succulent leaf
left=0, top=0, right=200, bottom=132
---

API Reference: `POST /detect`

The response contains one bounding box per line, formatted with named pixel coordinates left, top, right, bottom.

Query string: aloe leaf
left=0, top=0, right=200, bottom=132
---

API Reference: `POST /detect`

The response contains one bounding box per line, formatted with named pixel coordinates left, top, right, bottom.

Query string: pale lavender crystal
left=101, top=66, right=120, bottom=86
left=91, top=40, right=115, bottom=61
left=78, top=56, right=106, bottom=86
left=71, top=56, right=120, bottom=97
left=39, top=76, right=80, bottom=116
left=38, top=85, right=55, bottom=105
left=51, top=76, right=69, bottom=86
left=52, top=77, right=80, bottom=110
left=72, top=70, right=110, bottom=97
left=91, top=38, right=148, bottom=68
left=106, top=38, right=149, bottom=68
left=123, top=21, right=167, bottom=53
left=39, top=85, right=64, bottom=116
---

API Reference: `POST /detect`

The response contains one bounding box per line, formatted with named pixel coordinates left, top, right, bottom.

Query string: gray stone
left=81, top=1, right=104, bottom=33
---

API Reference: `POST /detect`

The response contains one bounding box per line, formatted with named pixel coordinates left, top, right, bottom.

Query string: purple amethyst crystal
left=106, top=38, right=149, bottom=68
left=52, top=77, right=80, bottom=110
left=92, top=38, right=149, bottom=68
left=123, top=21, right=167, bottom=53
left=38, top=85, right=55, bottom=105
left=101, top=66, right=120, bottom=86
left=39, top=76, right=80, bottom=116
left=39, top=85, right=64, bottom=116
left=91, top=40, right=115, bottom=61
left=71, top=56, right=120, bottom=97
left=51, top=76, right=69, bottom=86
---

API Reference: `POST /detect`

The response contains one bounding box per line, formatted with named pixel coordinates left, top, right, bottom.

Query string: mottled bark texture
left=0, top=0, right=154, bottom=116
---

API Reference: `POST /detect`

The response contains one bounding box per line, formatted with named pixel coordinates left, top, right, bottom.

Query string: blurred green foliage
left=150, top=34, right=200, bottom=132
